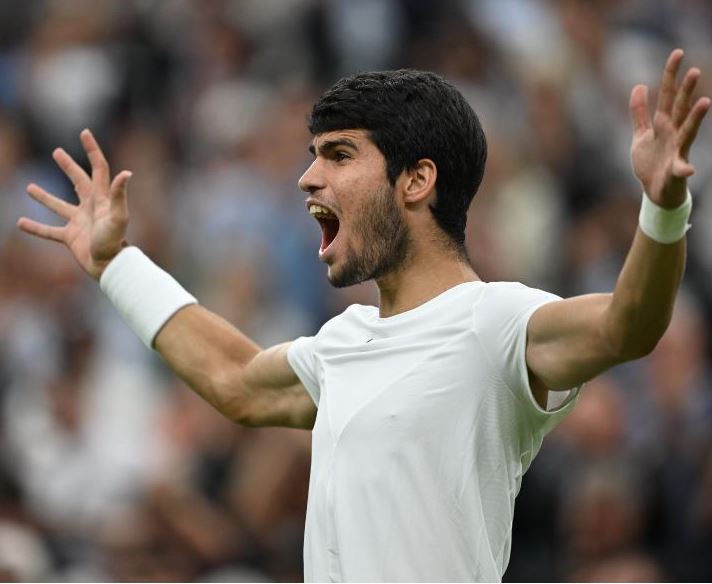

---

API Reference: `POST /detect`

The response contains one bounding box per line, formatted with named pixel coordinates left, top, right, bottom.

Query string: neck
left=375, top=244, right=480, bottom=318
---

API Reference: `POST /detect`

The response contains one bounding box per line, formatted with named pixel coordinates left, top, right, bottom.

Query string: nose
left=298, top=158, right=326, bottom=193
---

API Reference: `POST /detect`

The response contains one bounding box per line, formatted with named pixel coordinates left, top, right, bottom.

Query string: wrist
left=638, top=190, right=692, bottom=244
left=99, top=246, right=198, bottom=348
left=640, top=178, right=688, bottom=209
left=93, top=240, right=130, bottom=280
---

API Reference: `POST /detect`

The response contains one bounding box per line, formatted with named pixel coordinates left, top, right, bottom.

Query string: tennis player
left=18, top=49, right=708, bottom=581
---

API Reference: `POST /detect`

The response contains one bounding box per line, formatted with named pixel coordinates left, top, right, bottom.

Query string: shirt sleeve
left=287, top=336, right=321, bottom=406
left=473, top=282, right=580, bottom=429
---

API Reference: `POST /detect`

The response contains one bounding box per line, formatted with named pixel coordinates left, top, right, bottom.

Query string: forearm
left=527, top=202, right=689, bottom=391
left=154, top=304, right=262, bottom=420
left=605, top=228, right=685, bottom=358
left=99, top=248, right=312, bottom=428
left=100, top=247, right=275, bottom=422
left=608, top=48, right=709, bottom=357
left=527, top=50, right=707, bottom=391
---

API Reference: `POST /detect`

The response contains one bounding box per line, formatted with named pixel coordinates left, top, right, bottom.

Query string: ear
left=401, top=159, right=437, bottom=206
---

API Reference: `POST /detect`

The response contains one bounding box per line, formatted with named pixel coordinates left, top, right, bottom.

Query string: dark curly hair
left=308, top=69, right=487, bottom=251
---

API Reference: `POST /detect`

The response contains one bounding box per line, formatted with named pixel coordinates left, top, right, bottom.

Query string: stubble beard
left=328, top=183, right=411, bottom=288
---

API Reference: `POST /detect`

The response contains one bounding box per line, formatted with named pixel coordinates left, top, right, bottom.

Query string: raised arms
left=153, top=307, right=316, bottom=428
left=17, top=130, right=316, bottom=430
left=526, top=49, right=710, bottom=394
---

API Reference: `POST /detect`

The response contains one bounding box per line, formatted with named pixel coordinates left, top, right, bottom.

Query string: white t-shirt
left=288, top=281, right=580, bottom=582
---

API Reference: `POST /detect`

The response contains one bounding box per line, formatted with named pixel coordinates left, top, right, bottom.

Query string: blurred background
left=0, top=0, right=711, bottom=581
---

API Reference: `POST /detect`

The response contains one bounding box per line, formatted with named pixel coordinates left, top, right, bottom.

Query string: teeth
left=309, top=204, right=337, bottom=219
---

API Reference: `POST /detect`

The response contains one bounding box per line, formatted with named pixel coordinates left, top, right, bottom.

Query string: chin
left=326, top=268, right=350, bottom=289
left=326, top=264, right=368, bottom=289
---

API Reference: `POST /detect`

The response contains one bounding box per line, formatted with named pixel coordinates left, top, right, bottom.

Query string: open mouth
left=308, top=203, right=340, bottom=255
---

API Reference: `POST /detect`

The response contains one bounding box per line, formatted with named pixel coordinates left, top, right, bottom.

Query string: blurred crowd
left=1, top=0, right=712, bottom=581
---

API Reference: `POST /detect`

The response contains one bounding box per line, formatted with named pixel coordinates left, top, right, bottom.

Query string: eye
left=334, top=151, right=350, bottom=162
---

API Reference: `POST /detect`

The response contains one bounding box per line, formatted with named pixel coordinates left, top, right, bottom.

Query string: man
left=17, top=49, right=709, bottom=581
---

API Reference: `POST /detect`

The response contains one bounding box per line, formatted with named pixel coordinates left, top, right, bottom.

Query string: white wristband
left=638, top=190, right=692, bottom=244
left=99, top=247, right=197, bottom=348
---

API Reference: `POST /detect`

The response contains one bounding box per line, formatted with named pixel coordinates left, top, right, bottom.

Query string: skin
left=299, top=129, right=475, bottom=310
left=301, top=133, right=411, bottom=288
left=336, top=180, right=410, bottom=289
left=17, top=49, right=710, bottom=423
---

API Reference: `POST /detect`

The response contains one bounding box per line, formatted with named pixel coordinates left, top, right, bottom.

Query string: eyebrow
left=308, top=138, right=359, bottom=157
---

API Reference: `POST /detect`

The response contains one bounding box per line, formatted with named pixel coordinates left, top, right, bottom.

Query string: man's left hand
left=630, top=48, right=710, bottom=209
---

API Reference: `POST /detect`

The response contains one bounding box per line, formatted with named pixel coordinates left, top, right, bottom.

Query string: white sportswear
left=288, top=281, right=580, bottom=582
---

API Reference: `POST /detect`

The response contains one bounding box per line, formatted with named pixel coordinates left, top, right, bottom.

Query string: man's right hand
left=18, top=131, right=315, bottom=430
left=17, top=129, right=132, bottom=280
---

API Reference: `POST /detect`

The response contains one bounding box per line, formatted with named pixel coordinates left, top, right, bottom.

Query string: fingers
left=26, top=183, right=76, bottom=220
left=650, top=50, right=709, bottom=160
left=16, top=217, right=65, bottom=243
left=109, top=170, right=132, bottom=219
left=657, top=48, right=685, bottom=115
left=679, top=96, right=711, bottom=158
left=52, top=130, right=112, bottom=195
left=80, top=129, right=110, bottom=189
left=630, top=84, right=652, bottom=136
left=52, top=148, right=90, bottom=194
left=672, top=67, right=700, bottom=127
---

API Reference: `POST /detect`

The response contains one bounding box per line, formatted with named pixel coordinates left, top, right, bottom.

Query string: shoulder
left=476, top=281, right=561, bottom=311
left=473, top=281, right=562, bottom=334
left=288, top=304, right=374, bottom=381
left=315, top=303, right=376, bottom=343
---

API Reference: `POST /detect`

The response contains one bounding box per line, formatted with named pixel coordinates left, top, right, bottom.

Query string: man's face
left=298, top=130, right=410, bottom=287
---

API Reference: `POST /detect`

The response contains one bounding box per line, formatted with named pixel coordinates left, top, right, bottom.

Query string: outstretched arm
left=525, top=49, right=710, bottom=393
left=17, top=130, right=316, bottom=429
left=153, top=307, right=316, bottom=428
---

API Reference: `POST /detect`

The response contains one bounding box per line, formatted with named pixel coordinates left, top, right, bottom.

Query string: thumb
left=109, top=170, right=132, bottom=219
left=672, top=158, right=695, bottom=179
